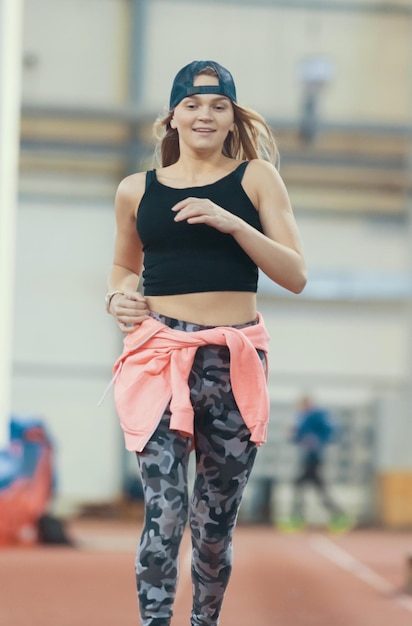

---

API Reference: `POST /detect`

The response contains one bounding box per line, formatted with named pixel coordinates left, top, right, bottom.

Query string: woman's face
left=171, top=74, right=235, bottom=153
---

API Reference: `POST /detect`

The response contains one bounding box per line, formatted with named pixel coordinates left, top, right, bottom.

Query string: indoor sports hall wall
left=11, top=0, right=412, bottom=518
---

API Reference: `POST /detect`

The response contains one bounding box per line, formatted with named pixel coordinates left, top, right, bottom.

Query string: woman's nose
left=197, top=108, right=213, bottom=120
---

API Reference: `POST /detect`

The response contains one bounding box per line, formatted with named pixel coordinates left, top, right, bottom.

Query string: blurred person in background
left=279, top=395, right=354, bottom=534
left=105, top=60, right=306, bottom=626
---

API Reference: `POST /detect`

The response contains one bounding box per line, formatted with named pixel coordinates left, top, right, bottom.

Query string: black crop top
left=136, top=161, right=263, bottom=296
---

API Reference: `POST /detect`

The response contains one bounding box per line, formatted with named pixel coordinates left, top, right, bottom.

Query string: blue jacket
left=292, top=407, right=338, bottom=460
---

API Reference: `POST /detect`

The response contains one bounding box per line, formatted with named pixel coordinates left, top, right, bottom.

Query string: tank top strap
left=232, top=161, right=249, bottom=182
left=145, top=169, right=157, bottom=191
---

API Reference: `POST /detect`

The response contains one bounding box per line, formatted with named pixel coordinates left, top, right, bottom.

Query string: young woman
left=105, top=60, right=306, bottom=626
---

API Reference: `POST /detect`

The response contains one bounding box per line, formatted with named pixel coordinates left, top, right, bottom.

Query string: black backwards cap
left=169, top=60, right=237, bottom=110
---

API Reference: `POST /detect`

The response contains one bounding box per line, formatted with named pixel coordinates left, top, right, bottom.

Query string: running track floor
left=1, top=519, right=412, bottom=626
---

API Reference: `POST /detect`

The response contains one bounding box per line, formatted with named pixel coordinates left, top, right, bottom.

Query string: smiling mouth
left=193, top=128, right=215, bottom=133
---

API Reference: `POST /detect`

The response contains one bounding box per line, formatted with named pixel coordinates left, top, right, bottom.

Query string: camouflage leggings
left=135, top=313, right=262, bottom=626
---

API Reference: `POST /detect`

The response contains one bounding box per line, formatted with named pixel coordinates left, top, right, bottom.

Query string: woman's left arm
left=172, top=159, right=307, bottom=294
left=233, top=159, right=307, bottom=294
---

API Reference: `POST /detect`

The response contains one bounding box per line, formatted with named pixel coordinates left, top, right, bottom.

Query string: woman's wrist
left=105, top=290, right=125, bottom=314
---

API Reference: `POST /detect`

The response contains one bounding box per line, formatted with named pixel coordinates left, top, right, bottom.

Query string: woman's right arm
left=107, top=172, right=150, bottom=332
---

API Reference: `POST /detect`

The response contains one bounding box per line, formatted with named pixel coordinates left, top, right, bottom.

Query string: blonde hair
left=153, top=67, right=279, bottom=168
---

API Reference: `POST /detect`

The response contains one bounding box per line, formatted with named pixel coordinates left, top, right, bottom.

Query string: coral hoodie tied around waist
left=111, top=313, right=270, bottom=452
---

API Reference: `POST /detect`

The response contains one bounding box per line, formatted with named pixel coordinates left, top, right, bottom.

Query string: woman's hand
left=109, top=291, right=150, bottom=333
left=172, top=197, right=241, bottom=234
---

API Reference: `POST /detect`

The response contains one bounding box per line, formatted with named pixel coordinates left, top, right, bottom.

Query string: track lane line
left=310, top=534, right=412, bottom=613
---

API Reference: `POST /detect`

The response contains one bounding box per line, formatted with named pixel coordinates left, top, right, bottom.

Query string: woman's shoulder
left=241, top=160, right=287, bottom=209
left=115, top=171, right=148, bottom=218
left=242, top=159, right=283, bottom=191
left=116, top=171, right=147, bottom=200
left=244, top=158, right=279, bottom=178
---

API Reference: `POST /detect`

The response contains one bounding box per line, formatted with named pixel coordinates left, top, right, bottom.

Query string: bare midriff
left=146, top=291, right=257, bottom=326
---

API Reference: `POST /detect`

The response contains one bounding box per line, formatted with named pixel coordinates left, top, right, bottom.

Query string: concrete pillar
left=123, top=0, right=149, bottom=177
left=0, top=0, right=24, bottom=445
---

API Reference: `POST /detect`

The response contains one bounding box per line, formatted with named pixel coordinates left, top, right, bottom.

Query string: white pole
left=0, top=0, right=24, bottom=445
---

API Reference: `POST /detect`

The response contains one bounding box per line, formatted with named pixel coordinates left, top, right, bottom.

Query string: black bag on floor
left=37, top=514, right=74, bottom=546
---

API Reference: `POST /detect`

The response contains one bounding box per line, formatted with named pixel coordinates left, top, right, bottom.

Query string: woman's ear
left=170, top=118, right=177, bottom=130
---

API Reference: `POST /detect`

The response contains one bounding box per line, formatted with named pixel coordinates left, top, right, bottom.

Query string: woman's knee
left=144, top=492, right=189, bottom=540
